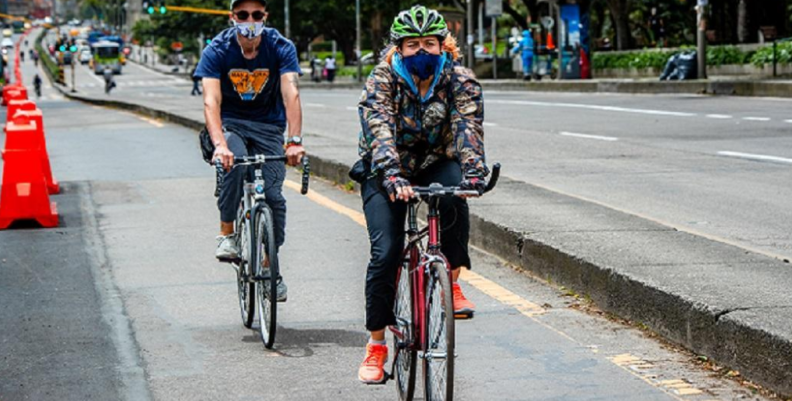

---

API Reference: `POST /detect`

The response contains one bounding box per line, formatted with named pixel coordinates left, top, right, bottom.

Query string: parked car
left=2, top=29, right=12, bottom=38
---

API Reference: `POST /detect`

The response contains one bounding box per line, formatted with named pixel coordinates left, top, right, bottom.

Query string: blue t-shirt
left=194, top=27, right=301, bottom=128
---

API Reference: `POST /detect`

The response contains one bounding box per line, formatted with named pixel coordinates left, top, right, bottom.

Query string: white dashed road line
left=483, top=122, right=498, bottom=127
left=706, top=114, right=733, bottom=119
left=718, top=151, right=792, bottom=165
left=785, top=119, right=792, bottom=124
left=742, top=117, right=771, bottom=122
left=346, top=106, right=358, bottom=111
left=305, top=103, right=327, bottom=108
left=560, top=132, right=619, bottom=142
left=487, top=99, right=697, bottom=117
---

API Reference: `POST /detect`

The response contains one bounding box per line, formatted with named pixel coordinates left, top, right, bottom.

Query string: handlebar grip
left=300, top=156, right=311, bottom=195
left=484, top=163, right=501, bottom=194
left=214, top=160, right=224, bottom=198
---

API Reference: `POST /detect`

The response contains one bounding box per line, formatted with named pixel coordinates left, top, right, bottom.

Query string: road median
left=44, top=76, right=792, bottom=398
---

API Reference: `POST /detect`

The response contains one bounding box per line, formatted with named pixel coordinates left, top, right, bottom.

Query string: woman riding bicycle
left=353, top=5, right=489, bottom=384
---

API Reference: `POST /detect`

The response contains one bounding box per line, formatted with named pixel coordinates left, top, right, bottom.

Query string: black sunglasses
left=234, top=10, right=266, bottom=21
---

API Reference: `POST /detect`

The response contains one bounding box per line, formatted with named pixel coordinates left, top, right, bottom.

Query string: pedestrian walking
left=190, top=66, right=202, bottom=96
left=32, top=50, right=39, bottom=67
left=20, top=52, right=24, bottom=63
left=324, top=55, right=336, bottom=83
left=511, top=29, right=534, bottom=80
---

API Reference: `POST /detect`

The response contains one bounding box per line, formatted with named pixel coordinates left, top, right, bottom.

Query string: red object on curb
left=3, top=109, right=60, bottom=195
left=0, top=119, right=59, bottom=229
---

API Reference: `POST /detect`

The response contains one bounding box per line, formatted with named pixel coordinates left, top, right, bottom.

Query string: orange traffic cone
left=6, top=110, right=60, bottom=194
left=2, top=84, right=27, bottom=106
left=6, top=99, right=36, bottom=121
left=0, top=119, right=58, bottom=229
left=547, top=33, right=556, bottom=50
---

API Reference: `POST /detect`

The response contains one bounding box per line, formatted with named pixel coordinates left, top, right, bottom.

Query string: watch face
left=290, top=136, right=302, bottom=145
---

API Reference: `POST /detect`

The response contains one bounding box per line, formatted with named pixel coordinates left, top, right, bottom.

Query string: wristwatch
left=286, top=136, right=303, bottom=147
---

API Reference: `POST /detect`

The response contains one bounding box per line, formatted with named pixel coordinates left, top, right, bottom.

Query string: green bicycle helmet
left=390, top=5, right=450, bottom=44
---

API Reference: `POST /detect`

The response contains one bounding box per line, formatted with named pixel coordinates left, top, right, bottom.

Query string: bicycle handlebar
left=411, top=163, right=501, bottom=198
left=213, top=155, right=311, bottom=197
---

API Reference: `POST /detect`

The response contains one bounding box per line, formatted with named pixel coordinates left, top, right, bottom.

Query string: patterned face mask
left=233, top=21, right=265, bottom=39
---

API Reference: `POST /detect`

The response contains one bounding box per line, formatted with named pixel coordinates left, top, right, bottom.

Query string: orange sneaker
left=358, top=343, right=388, bottom=384
left=453, top=282, right=475, bottom=319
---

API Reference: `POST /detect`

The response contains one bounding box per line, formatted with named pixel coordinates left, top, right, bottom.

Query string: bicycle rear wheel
left=255, top=205, right=278, bottom=349
left=236, top=209, right=255, bottom=329
left=393, top=260, right=417, bottom=400
left=423, top=261, right=455, bottom=401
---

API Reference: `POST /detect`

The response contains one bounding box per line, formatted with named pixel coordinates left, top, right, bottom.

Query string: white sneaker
left=215, top=235, right=240, bottom=259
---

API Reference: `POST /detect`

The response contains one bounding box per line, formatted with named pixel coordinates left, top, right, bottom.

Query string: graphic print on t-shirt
left=228, top=69, right=270, bottom=101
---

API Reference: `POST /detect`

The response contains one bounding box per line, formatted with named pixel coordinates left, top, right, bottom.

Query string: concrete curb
left=44, top=76, right=792, bottom=397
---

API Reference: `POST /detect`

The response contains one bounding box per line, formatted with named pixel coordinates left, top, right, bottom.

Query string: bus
left=91, top=41, right=122, bottom=75
left=11, top=21, right=24, bottom=34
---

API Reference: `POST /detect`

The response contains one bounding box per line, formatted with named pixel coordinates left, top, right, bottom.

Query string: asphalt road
left=0, top=36, right=773, bottom=400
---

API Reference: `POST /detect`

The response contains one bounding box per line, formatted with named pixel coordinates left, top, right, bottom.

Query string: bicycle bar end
left=484, top=163, right=501, bottom=194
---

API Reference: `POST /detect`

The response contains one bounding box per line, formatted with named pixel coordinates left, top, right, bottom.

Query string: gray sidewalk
left=42, top=69, right=792, bottom=397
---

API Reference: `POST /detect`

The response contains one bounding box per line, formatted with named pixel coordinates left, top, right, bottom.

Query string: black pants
left=361, top=160, right=470, bottom=332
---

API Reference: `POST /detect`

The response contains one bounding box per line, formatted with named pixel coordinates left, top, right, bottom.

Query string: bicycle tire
left=393, top=260, right=417, bottom=400
left=423, top=261, right=455, bottom=401
left=236, top=206, right=255, bottom=329
left=255, top=205, right=278, bottom=349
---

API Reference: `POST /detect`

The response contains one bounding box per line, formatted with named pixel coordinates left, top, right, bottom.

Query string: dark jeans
left=218, top=119, right=287, bottom=248
left=361, top=159, right=470, bottom=331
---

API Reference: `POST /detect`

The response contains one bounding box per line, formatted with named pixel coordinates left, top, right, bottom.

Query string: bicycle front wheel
left=236, top=209, right=255, bottom=329
left=254, top=205, right=278, bottom=349
left=423, top=262, right=455, bottom=401
left=393, top=260, right=416, bottom=401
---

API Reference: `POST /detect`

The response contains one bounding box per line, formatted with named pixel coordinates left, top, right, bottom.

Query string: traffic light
left=148, top=6, right=155, bottom=14
left=59, top=45, right=66, bottom=52
left=159, top=5, right=167, bottom=14
left=69, top=45, right=78, bottom=53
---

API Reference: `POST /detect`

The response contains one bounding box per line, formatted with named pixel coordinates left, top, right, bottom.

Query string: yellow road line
left=283, top=178, right=707, bottom=399
left=283, top=179, right=545, bottom=318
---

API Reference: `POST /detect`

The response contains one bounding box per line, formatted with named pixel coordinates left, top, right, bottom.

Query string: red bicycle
left=388, top=163, right=501, bottom=401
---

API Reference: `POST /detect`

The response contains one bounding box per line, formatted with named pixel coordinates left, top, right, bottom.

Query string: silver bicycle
left=215, top=154, right=310, bottom=349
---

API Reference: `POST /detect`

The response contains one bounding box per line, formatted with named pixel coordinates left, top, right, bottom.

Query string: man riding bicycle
left=353, top=5, right=488, bottom=383
left=194, top=0, right=305, bottom=301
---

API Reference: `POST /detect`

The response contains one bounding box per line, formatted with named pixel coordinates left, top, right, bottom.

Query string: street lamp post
left=356, top=0, right=362, bottom=83
left=696, top=0, right=708, bottom=79
left=284, top=0, right=290, bottom=38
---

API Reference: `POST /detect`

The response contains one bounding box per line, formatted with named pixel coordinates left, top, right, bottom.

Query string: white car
left=1, top=38, right=14, bottom=50
left=79, top=49, right=92, bottom=64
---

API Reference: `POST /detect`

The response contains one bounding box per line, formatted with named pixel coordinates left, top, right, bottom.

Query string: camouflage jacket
left=357, top=53, right=487, bottom=179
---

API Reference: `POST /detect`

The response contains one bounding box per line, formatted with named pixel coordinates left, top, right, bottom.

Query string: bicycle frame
left=391, top=195, right=450, bottom=354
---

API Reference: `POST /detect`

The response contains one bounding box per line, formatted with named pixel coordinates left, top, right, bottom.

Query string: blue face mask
left=402, top=49, right=442, bottom=81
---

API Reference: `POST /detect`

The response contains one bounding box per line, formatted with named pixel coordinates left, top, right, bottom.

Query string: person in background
left=190, top=66, right=202, bottom=96
left=324, top=55, right=336, bottom=83
left=511, top=29, right=534, bottom=80
left=33, top=73, right=42, bottom=98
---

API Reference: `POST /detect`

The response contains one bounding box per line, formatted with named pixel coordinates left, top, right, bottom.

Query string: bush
left=336, top=65, right=375, bottom=79
left=750, top=42, right=792, bottom=67
left=593, top=45, right=755, bottom=70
